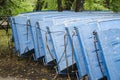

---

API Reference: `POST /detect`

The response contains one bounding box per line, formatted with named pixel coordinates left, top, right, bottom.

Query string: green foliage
left=42, top=0, right=57, bottom=10
left=85, top=0, right=94, bottom=10
left=14, top=0, right=35, bottom=15
left=110, top=0, right=120, bottom=12
left=0, top=0, right=19, bottom=16
left=0, top=0, right=35, bottom=16
left=71, top=0, right=76, bottom=10
left=0, top=0, right=120, bottom=16
left=84, top=0, right=108, bottom=11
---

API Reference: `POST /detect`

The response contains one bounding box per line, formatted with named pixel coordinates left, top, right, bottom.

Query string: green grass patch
left=0, top=29, right=12, bottom=47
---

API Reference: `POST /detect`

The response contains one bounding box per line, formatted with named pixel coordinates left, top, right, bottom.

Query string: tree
left=43, top=0, right=57, bottom=10
left=84, top=0, right=108, bottom=11
left=110, top=0, right=120, bottom=12
left=85, top=0, right=94, bottom=10
left=57, top=0, right=63, bottom=11
left=64, top=0, right=74, bottom=10
left=75, top=0, right=84, bottom=12
left=0, top=0, right=35, bottom=16
left=105, top=0, right=110, bottom=9
left=0, top=0, right=19, bottom=16
left=34, top=0, right=45, bottom=11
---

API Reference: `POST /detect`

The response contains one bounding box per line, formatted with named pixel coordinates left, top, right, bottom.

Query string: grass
left=0, top=29, right=12, bottom=47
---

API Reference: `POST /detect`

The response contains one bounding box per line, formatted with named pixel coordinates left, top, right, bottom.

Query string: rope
left=45, top=32, right=56, bottom=65
left=64, top=33, right=71, bottom=80
left=36, top=24, right=65, bottom=34
left=57, top=51, right=65, bottom=65
left=35, top=26, right=71, bottom=79
left=37, top=27, right=47, bottom=33
left=71, top=31, right=76, bottom=73
left=54, top=33, right=68, bottom=65
left=13, top=22, right=28, bottom=26
left=23, top=46, right=29, bottom=53
left=75, top=70, right=80, bottom=80
left=23, top=20, right=30, bottom=53
left=53, top=33, right=71, bottom=80
left=36, top=25, right=66, bottom=65
left=53, top=33, right=68, bottom=79
left=93, top=31, right=105, bottom=77
left=41, top=27, right=66, bottom=65
left=26, top=20, right=29, bottom=41
left=12, top=18, right=29, bottom=53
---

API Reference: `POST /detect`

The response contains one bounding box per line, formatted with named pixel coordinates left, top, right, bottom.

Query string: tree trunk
left=57, top=0, right=63, bottom=12
left=75, top=0, right=84, bottom=12
left=105, top=0, right=110, bottom=9
left=64, top=0, right=74, bottom=10
left=34, top=0, right=44, bottom=11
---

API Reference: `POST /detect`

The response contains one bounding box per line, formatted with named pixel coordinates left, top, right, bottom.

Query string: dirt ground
left=0, top=29, right=76, bottom=80
left=0, top=46, right=76, bottom=80
left=0, top=28, right=80, bottom=80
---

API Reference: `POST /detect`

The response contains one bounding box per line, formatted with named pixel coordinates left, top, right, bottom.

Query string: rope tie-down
left=24, top=20, right=30, bottom=54
left=39, top=26, right=75, bottom=80
left=45, top=32, right=56, bottom=65
left=93, top=31, right=107, bottom=80
left=64, top=33, right=71, bottom=80
left=44, top=30, right=71, bottom=80
left=71, top=31, right=80, bottom=80
left=54, top=33, right=71, bottom=80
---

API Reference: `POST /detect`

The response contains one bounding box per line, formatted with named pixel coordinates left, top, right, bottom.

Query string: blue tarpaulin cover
left=10, top=11, right=120, bottom=80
